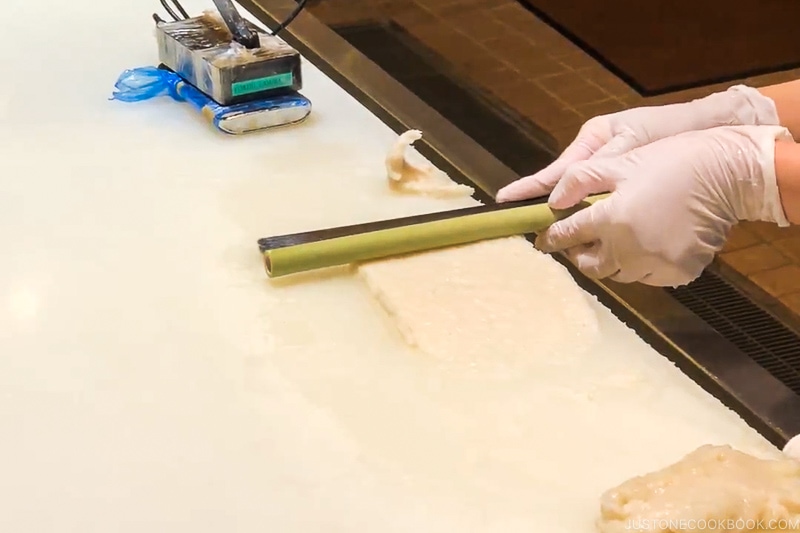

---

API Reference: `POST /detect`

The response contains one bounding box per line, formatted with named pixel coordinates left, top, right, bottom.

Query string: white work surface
left=0, top=1, right=781, bottom=532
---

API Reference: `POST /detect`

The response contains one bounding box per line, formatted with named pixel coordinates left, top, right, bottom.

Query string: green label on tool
left=232, top=73, right=294, bottom=96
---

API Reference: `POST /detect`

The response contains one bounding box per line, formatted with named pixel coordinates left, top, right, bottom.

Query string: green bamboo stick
left=262, top=193, right=609, bottom=278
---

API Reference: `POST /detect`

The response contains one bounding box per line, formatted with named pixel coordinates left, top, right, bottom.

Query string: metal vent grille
left=666, top=271, right=800, bottom=394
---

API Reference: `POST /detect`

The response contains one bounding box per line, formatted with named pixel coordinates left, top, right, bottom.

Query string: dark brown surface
left=516, top=0, right=800, bottom=95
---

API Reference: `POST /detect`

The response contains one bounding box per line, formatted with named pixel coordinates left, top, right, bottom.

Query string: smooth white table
left=0, top=1, right=778, bottom=531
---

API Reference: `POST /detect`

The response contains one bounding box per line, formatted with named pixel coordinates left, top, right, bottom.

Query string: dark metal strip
left=238, top=0, right=800, bottom=447
left=257, top=196, right=549, bottom=251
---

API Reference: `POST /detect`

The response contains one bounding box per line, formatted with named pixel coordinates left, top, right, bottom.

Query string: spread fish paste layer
left=358, top=236, right=600, bottom=369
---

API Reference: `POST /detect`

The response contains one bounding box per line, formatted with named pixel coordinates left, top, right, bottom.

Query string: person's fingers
left=495, top=137, right=597, bottom=202
left=495, top=176, right=551, bottom=203
left=590, top=130, right=642, bottom=159
left=563, top=243, right=619, bottom=279
left=610, top=267, right=651, bottom=284
left=548, top=158, right=620, bottom=210
left=638, top=260, right=707, bottom=288
left=535, top=200, right=609, bottom=252
left=495, top=163, right=565, bottom=203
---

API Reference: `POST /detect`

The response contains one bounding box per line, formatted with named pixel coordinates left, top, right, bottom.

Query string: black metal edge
left=238, top=0, right=800, bottom=447
left=362, top=18, right=559, bottom=156
left=258, top=196, right=551, bottom=251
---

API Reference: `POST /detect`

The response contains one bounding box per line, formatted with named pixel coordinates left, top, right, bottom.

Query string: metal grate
left=666, top=271, right=800, bottom=394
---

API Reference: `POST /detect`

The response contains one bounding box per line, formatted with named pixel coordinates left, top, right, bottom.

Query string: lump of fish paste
left=384, top=129, right=473, bottom=198
left=597, top=445, right=800, bottom=533
left=784, top=434, right=800, bottom=461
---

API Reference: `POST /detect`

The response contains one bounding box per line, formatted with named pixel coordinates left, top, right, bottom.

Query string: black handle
left=211, top=0, right=260, bottom=48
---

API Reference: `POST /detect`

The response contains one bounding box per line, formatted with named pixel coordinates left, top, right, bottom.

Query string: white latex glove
left=496, top=85, right=780, bottom=202
left=535, top=125, right=792, bottom=287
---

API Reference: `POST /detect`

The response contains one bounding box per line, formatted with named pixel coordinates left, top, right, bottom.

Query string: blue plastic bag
left=110, top=66, right=185, bottom=103
left=109, top=66, right=312, bottom=134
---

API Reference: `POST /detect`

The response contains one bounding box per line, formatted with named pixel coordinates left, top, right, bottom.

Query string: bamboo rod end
left=263, top=252, right=274, bottom=277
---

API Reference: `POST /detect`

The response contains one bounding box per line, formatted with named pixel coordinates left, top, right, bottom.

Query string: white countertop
left=0, top=1, right=781, bottom=531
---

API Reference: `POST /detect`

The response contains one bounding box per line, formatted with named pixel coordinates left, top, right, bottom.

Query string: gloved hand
left=534, top=125, right=793, bottom=287
left=496, top=85, right=780, bottom=202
